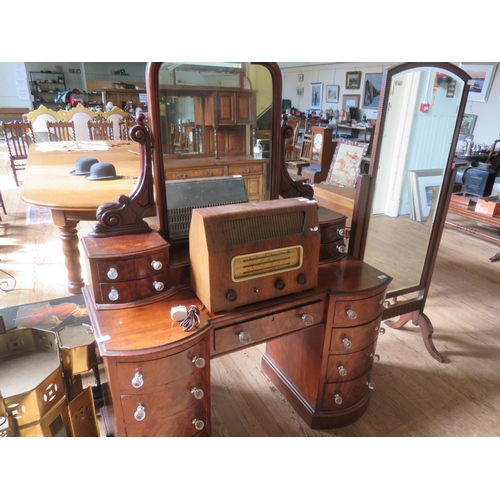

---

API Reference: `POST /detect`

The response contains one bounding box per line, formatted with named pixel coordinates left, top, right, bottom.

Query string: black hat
left=70, top=157, right=99, bottom=175
left=85, top=162, right=123, bottom=181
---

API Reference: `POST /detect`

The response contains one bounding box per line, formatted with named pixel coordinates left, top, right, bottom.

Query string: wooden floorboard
left=1, top=142, right=500, bottom=438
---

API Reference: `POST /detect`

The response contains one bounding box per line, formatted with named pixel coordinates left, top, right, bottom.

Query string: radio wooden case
left=189, top=198, right=321, bottom=312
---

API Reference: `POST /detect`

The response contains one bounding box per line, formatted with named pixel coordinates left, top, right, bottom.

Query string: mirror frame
left=349, top=62, right=471, bottom=362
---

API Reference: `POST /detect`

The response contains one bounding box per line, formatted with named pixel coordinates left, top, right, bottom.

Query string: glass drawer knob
left=337, top=228, right=345, bottom=237
left=107, top=267, right=118, bottom=280
left=238, top=331, right=251, bottom=344
left=191, top=387, right=204, bottom=400
left=338, top=366, right=347, bottom=377
left=383, top=301, right=391, bottom=309
left=134, top=404, right=146, bottom=421
left=131, top=371, right=144, bottom=388
left=347, top=309, right=357, bottom=320
left=192, top=356, right=206, bottom=369
left=108, top=288, right=119, bottom=301
left=151, top=260, right=162, bottom=271
left=342, top=338, right=352, bottom=349
left=301, top=313, right=314, bottom=326
left=153, top=281, right=164, bottom=292
left=334, top=394, right=343, bottom=405
left=379, top=327, right=386, bottom=335
left=366, top=381, right=376, bottom=390
left=192, top=418, right=205, bottom=431
left=336, top=245, right=347, bottom=253
left=370, top=353, right=380, bottom=362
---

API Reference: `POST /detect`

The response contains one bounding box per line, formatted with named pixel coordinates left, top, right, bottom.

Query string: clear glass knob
left=192, top=418, right=205, bottom=431
left=153, top=281, right=164, bottom=291
left=366, top=382, right=376, bottom=390
left=151, top=260, right=162, bottom=271
left=379, top=327, right=386, bottom=335
left=134, top=404, right=146, bottom=421
left=336, top=245, right=347, bottom=253
left=191, top=387, right=204, bottom=400
left=346, top=309, right=357, bottom=320
left=342, top=338, right=352, bottom=349
left=337, top=228, right=345, bottom=237
left=108, top=288, right=119, bottom=301
left=192, top=356, right=206, bottom=369
left=338, top=366, right=347, bottom=377
left=370, top=353, right=380, bottom=362
left=238, top=331, right=251, bottom=344
left=383, top=301, right=391, bottom=309
left=334, top=394, right=343, bottom=405
left=301, top=313, right=314, bottom=326
left=107, top=267, right=118, bottom=280
left=131, top=371, right=144, bottom=388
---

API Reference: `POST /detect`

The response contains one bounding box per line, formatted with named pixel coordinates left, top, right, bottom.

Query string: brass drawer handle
left=242, top=168, right=250, bottom=173
left=204, top=171, right=214, bottom=176
left=177, top=173, right=187, bottom=179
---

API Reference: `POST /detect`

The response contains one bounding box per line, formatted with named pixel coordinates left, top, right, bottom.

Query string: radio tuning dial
left=297, top=273, right=307, bottom=285
left=226, top=289, right=238, bottom=302
left=274, top=278, right=286, bottom=290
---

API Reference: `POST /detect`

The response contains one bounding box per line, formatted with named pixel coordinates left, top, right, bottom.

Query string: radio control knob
left=226, top=289, right=238, bottom=302
left=296, top=273, right=307, bottom=285
left=275, top=278, right=286, bottom=290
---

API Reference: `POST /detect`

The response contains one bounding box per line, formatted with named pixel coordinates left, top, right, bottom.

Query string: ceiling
left=277, top=62, right=336, bottom=68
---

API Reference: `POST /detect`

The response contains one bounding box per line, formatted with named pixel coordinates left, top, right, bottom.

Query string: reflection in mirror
left=363, top=67, right=465, bottom=294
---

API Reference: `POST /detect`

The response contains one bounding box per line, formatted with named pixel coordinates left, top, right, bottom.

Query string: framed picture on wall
left=346, top=71, right=361, bottom=90
left=325, top=85, right=339, bottom=103
left=461, top=62, right=498, bottom=102
left=310, top=83, right=322, bottom=109
left=342, top=94, right=360, bottom=111
left=297, top=87, right=304, bottom=97
left=460, top=114, right=477, bottom=134
left=363, top=73, right=383, bottom=108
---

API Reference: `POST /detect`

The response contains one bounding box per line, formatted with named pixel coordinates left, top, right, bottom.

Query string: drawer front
left=213, top=300, right=325, bottom=355
left=120, top=372, right=207, bottom=424
left=325, top=341, right=377, bottom=382
left=98, top=271, right=169, bottom=304
left=329, top=315, right=382, bottom=354
left=319, top=222, right=346, bottom=244
left=165, top=167, right=225, bottom=180
left=332, top=289, right=386, bottom=327
left=97, top=250, right=168, bottom=282
left=322, top=368, right=372, bottom=410
left=125, top=402, right=207, bottom=437
left=228, top=163, right=263, bottom=176
left=319, top=239, right=346, bottom=262
left=116, top=340, right=208, bottom=391
left=244, top=176, right=263, bottom=201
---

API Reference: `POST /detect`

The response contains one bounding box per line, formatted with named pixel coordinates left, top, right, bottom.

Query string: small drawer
left=124, top=401, right=207, bottom=437
left=325, top=341, right=378, bottom=382
left=332, top=289, right=386, bottom=327
left=98, top=271, right=169, bottom=304
left=329, top=315, right=382, bottom=354
left=120, top=371, right=207, bottom=424
left=165, top=167, right=225, bottom=180
left=97, top=250, right=168, bottom=282
left=116, top=340, right=207, bottom=391
left=319, top=222, right=346, bottom=244
left=228, top=163, right=263, bottom=176
left=213, top=300, right=325, bottom=355
left=319, top=239, right=346, bottom=262
left=322, top=368, right=372, bottom=411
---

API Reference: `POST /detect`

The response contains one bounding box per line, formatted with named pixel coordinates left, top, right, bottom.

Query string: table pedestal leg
left=52, top=211, right=84, bottom=294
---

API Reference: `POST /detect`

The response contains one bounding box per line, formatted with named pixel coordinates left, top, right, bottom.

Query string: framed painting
left=346, top=71, right=361, bottom=90
left=324, top=139, right=369, bottom=188
left=325, top=84, right=339, bottom=103
left=297, top=87, right=304, bottom=98
left=409, top=169, right=444, bottom=222
left=342, top=94, right=360, bottom=111
left=363, top=73, right=383, bottom=108
left=310, top=83, right=322, bottom=109
left=461, top=62, right=498, bottom=102
left=460, top=114, right=477, bottom=135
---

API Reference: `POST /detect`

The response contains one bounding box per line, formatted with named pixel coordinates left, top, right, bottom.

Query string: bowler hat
left=70, top=157, right=99, bottom=175
left=85, top=162, right=123, bottom=181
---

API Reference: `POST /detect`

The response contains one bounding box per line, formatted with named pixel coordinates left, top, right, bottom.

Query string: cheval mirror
left=348, top=62, right=471, bottom=362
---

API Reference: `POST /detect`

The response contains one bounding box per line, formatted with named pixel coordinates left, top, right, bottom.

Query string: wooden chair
left=87, top=115, right=114, bottom=140
left=46, top=120, right=76, bottom=141
left=0, top=189, right=6, bottom=217
left=287, top=133, right=312, bottom=176
left=284, top=118, right=301, bottom=161
left=1, top=120, right=35, bottom=186
left=118, top=115, right=136, bottom=141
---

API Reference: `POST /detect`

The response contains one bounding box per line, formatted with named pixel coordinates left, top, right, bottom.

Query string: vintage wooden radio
left=189, top=198, right=321, bottom=313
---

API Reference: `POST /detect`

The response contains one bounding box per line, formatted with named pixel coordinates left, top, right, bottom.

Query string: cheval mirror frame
left=348, top=62, right=471, bottom=363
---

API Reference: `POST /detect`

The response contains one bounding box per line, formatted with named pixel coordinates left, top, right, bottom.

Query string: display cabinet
left=29, top=71, right=66, bottom=109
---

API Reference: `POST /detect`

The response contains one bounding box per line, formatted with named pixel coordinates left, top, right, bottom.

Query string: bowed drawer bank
left=82, top=232, right=391, bottom=437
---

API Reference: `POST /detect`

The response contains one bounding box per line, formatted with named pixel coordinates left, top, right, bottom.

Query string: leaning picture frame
left=409, top=169, right=444, bottom=222
left=325, top=84, right=339, bottom=103
left=310, top=83, right=322, bottom=109
left=461, top=62, right=498, bottom=102
left=460, top=114, right=477, bottom=135
left=346, top=71, right=361, bottom=90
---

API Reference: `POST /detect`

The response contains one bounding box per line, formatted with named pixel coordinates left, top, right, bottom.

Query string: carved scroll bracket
left=89, top=114, right=155, bottom=238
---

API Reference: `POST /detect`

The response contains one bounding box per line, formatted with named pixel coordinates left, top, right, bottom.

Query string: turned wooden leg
left=52, top=211, right=85, bottom=295
left=385, top=310, right=444, bottom=363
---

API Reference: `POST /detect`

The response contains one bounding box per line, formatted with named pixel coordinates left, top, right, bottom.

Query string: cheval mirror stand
left=80, top=62, right=467, bottom=437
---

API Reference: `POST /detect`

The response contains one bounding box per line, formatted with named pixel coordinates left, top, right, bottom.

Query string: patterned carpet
left=26, top=205, right=53, bottom=225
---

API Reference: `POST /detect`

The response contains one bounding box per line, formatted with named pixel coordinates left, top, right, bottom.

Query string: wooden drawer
left=124, top=402, right=207, bottom=437
left=165, top=166, right=225, bottom=180
left=98, top=271, right=169, bottom=305
left=319, top=239, right=346, bottom=262
left=116, top=340, right=207, bottom=391
left=120, top=371, right=207, bottom=424
left=228, top=163, right=263, bottom=176
left=96, top=250, right=168, bottom=282
left=325, top=341, right=377, bottom=382
left=329, top=315, right=382, bottom=354
left=332, top=289, right=386, bottom=327
left=322, top=368, right=372, bottom=410
left=213, top=300, right=325, bottom=355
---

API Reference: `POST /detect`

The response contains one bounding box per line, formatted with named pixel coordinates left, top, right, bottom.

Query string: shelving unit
left=29, top=71, right=66, bottom=109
